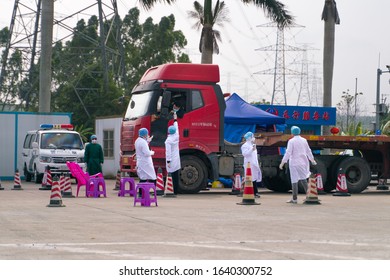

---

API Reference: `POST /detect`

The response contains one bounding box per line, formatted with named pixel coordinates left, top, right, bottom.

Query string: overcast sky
left=1, top=0, right=390, bottom=116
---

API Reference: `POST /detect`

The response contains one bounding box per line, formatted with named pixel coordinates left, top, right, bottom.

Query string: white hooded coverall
left=165, top=121, right=181, bottom=173
left=281, top=135, right=314, bottom=184
left=241, top=139, right=262, bottom=182
left=135, top=136, right=156, bottom=180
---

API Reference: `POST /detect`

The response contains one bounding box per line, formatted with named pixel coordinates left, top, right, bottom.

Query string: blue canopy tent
left=224, top=93, right=286, bottom=143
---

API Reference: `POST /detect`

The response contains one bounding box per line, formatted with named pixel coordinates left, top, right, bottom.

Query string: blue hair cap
left=139, top=128, right=148, bottom=137
left=291, top=126, right=301, bottom=135
left=90, top=134, right=97, bottom=140
left=244, top=131, right=253, bottom=140
left=168, top=125, right=176, bottom=135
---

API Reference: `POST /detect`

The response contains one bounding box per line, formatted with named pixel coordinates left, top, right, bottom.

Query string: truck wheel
left=179, top=155, right=207, bottom=194
left=263, top=168, right=291, bottom=193
left=24, top=164, right=32, bottom=182
left=33, top=167, right=43, bottom=184
left=337, top=157, right=371, bottom=193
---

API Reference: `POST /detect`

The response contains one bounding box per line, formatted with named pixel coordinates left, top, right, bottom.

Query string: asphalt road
left=1, top=179, right=390, bottom=260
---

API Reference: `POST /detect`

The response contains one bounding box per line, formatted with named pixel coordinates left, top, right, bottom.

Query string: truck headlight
left=39, top=156, right=52, bottom=163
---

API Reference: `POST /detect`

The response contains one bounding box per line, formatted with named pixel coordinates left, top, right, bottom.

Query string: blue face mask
left=173, top=108, right=179, bottom=113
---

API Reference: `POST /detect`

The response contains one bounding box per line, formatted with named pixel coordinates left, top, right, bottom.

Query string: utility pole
left=39, top=0, right=53, bottom=112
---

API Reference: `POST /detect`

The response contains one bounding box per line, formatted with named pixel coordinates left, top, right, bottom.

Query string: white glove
left=147, top=135, right=153, bottom=143
left=311, top=160, right=317, bottom=165
left=279, top=162, right=285, bottom=170
left=150, top=150, right=155, bottom=156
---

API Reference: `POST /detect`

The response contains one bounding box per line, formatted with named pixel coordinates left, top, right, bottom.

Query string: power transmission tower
left=0, top=0, right=126, bottom=112
left=254, top=23, right=303, bottom=105
left=295, top=46, right=319, bottom=106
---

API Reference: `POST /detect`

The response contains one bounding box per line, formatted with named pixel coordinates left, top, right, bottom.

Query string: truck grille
left=52, top=157, right=77, bottom=164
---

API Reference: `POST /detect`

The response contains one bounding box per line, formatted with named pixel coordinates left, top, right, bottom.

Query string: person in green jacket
left=84, top=134, right=104, bottom=175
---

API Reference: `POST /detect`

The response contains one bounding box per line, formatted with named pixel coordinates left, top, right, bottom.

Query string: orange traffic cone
left=62, top=174, right=75, bottom=198
left=316, top=173, right=326, bottom=195
left=47, top=176, right=65, bottom=207
left=237, top=162, right=260, bottom=205
left=163, top=172, right=176, bottom=197
left=12, top=169, right=23, bottom=190
left=229, top=173, right=242, bottom=195
left=304, top=174, right=321, bottom=204
left=156, top=168, right=165, bottom=196
left=113, top=170, right=121, bottom=190
left=333, top=168, right=351, bottom=196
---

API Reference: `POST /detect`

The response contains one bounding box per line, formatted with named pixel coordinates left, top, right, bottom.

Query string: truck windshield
left=124, top=91, right=153, bottom=120
left=40, top=133, right=83, bottom=150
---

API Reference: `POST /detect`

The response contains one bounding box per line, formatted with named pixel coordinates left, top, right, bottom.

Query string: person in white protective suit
left=165, top=112, right=181, bottom=195
left=279, top=126, right=316, bottom=204
left=135, top=128, right=156, bottom=186
left=241, top=131, right=262, bottom=198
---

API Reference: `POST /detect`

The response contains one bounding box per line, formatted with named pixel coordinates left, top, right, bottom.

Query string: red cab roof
left=140, top=63, right=220, bottom=83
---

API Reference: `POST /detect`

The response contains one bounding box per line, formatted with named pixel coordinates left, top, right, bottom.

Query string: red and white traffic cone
left=304, top=174, right=321, bottom=204
left=40, top=166, right=52, bottom=190
left=12, top=169, right=23, bottom=190
left=237, top=162, right=260, bottom=205
left=59, top=175, right=65, bottom=194
left=62, top=174, right=75, bottom=198
left=156, top=167, right=165, bottom=196
left=229, top=173, right=242, bottom=195
left=47, top=176, right=65, bottom=207
left=316, top=173, right=326, bottom=195
left=333, top=169, right=351, bottom=196
left=163, top=173, right=176, bottom=197
left=113, top=170, right=121, bottom=190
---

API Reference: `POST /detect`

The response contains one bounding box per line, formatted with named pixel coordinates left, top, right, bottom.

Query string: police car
left=22, top=124, right=85, bottom=183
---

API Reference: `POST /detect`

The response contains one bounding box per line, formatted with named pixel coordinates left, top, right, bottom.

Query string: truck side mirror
left=32, top=142, right=38, bottom=149
left=161, top=90, right=172, bottom=118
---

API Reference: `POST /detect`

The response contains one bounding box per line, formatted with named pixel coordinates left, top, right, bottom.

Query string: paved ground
left=1, top=179, right=390, bottom=260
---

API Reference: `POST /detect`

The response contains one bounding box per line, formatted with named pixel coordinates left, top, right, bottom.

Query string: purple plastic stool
left=134, top=182, right=158, bottom=207
left=87, top=177, right=107, bottom=198
left=118, top=177, right=135, bottom=197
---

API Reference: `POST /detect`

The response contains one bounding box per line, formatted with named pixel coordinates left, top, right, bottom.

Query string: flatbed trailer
left=254, top=132, right=390, bottom=193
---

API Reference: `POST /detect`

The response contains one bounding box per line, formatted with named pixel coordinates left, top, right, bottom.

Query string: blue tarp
left=224, top=93, right=285, bottom=143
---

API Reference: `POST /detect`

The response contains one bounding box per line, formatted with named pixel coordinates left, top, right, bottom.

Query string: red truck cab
left=120, top=63, right=226, bottom=193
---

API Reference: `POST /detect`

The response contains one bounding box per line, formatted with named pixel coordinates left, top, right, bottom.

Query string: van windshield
left=40, top=133, right=83, bottom=150
left=124, top=91, right=153, bottom=120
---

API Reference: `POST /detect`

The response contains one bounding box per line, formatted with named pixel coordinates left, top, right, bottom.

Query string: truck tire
left=263, top=168, right=291, bottom=193
left=34, top=166, right=43, bottom=184
left=24, top=164, right=32, bottom=182
left=179, top=155, right=208, bottom=194
left=336, top=157, right=371, bottom=193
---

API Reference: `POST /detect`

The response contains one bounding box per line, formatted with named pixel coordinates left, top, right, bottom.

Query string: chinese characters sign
left=256, top=105, right=336, bottom=126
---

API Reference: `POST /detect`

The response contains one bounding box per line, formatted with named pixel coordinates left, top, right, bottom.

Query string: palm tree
left=322, top=0, right=340, bottom=124
left=188, top=1, right=229, bottom=64
left=139, top=0, right=294, bottom=63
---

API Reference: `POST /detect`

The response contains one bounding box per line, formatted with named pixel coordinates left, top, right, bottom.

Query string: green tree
left=188, top=1, right=229, bottom=64
left=139, top=0, right=293, bottom=64
left=51, top=7, right=190, bottom=129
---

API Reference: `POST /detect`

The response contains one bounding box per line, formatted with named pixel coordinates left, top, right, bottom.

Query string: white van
left=22, top=124, right=85, bottom=183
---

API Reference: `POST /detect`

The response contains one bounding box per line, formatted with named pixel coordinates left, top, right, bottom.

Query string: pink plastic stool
left=87, top=177, right=107, bottom=198
left=118, top=177, right=135, bottom=197
left=134, top=182, right=158, bottom=207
